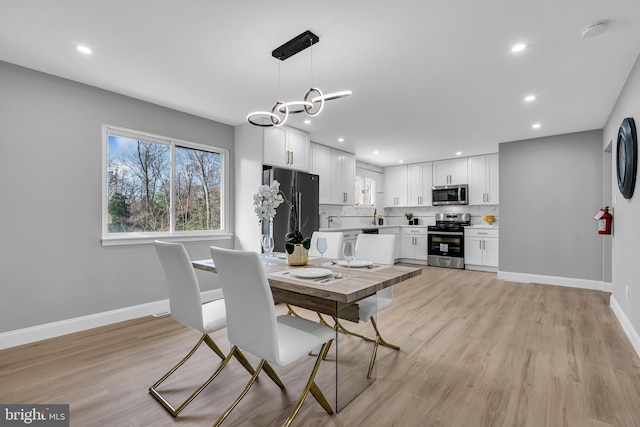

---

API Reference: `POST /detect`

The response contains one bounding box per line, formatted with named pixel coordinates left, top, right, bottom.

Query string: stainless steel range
left=427, top=212, right=470, bottom=269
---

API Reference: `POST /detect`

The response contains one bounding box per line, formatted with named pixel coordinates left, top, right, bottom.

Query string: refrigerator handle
left=296, top=192, right=302, bottom=228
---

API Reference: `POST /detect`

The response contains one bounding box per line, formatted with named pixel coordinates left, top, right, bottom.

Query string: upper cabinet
left=433, top=157, right=468, bottom=186
left=384, top=165, right=408, bottom=207
left=468, top=154, right=499, bottom=205
left=407, top=162, right=433, bottom=206
left=311, top=143, right=355, bottom=205
left=263, top=126, right=310, bottom=172
left=335, top=149, right=356, bottom=205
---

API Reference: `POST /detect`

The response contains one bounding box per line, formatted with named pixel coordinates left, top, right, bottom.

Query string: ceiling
left=1, top=1, right=640, bottom=167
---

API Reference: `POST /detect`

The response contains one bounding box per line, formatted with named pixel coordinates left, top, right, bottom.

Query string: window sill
left=101, top=233, right=233, bottom=247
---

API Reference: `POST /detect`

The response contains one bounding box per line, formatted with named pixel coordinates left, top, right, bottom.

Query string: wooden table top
left=192, top=256, right=422, bottom=305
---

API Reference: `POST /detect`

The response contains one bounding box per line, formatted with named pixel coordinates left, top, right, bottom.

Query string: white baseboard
left=497, top=271, right=605, bottom=291
left=610, top=295, right=640, bottom=360
left=0, top=289, right=223, bottom=351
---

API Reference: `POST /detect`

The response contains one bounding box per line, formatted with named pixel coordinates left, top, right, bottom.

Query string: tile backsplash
left=320, top=204, right=499, bottom=229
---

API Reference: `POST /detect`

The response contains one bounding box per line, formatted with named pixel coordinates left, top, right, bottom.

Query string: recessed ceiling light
left=76, top=45, right=92, bottom=55
left=456, top=151, right=462, bottom=156
left=398, top=160, right=404, bottom=163
left=338, top=137, right=344, bottom=142
left=581, top=21, right=608, bottom=38
left=373, top=150, right=379, bottom=154
left=524, top=95, right=536, bottom=102
left=304, top=119, right=311, bottom=125
left=532, top=123, right=541, bottom=129
left=511, top=43, right=527, bottom=53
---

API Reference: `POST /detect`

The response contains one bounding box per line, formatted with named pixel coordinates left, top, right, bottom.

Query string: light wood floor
left=2, top=266, right=640, bottom=426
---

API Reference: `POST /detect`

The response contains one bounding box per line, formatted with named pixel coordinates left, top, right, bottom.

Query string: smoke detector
left=581, top=21, right=608, bottom=38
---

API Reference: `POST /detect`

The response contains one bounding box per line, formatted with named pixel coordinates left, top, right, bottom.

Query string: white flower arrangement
left=253, top=180, right=285, bottom=223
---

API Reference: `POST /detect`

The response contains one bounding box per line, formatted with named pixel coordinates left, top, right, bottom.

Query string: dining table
left=192, top=253, right=422, bottom=412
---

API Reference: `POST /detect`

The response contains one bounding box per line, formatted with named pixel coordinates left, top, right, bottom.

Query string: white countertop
left=465, top=224, right=499, bottom=229
left=319, top=225, right=428, bottom=232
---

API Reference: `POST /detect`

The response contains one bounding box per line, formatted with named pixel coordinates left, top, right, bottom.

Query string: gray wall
left=0, top=61, right=234, bottom=333
left=603, top=53, right=640, bottom=336
left=499, top=130, right=604, bottom=280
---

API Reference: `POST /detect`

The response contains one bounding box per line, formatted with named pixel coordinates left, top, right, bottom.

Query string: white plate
left=290, top=268, right=333, bottom=279
left=336, top=260, right=372, bottom=268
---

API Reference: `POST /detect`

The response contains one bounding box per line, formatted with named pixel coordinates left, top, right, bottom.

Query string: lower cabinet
left=401, top=227, right=428, bottom=261
left=464, top=228, right=499, bottom=271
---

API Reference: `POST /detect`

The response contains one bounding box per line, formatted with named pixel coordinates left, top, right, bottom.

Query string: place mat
left=328, top=262, right=391, bottom=273
left=268, top=269, right=346, bottom=285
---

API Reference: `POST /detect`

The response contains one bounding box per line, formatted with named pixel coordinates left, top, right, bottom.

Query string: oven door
left=428, top=231, right=464, bottom=257
left=427, top=230, right=465, bottom=268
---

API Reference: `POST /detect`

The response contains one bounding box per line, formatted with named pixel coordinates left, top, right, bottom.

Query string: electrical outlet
left=626, top=286, right=630, bottom=300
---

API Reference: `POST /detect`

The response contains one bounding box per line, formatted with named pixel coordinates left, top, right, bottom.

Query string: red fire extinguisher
left=594, top=207, right=612, bottom=235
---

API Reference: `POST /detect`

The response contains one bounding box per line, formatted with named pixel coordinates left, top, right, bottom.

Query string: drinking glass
left=342, top=240, right=356, bottom=277
left=316, top=237, right=328, bottom=266
left=261, top=234, right=274, bottom=265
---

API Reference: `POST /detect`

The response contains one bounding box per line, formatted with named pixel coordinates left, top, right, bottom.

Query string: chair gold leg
left=334, top=318, right=376, bottom=343
left=365, top=317, right=399, bottom=379
left=317, top=313, right=333, bottom=327
left=367, top=335, right=380, bottom=379
left=150, top=334, right=237, bottom=417
left=213, top=357, right=266, bottom=427
left=262, top=361, right=285, bottom=389
left=370, top=317, right=400, bottom=351
left=203, top=334, right=226, bottom=359
left=283, top=340, right=334, bottom=427
left=229, top=345, right=257, bottom=376
left=286, top=304, right=304, bottom=318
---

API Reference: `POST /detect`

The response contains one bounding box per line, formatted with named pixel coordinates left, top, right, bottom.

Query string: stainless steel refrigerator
left=262, top=166, right=320, bottom=253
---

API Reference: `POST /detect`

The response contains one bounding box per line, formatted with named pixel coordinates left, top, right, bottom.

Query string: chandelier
left=247, top=30, right=352, bottom=127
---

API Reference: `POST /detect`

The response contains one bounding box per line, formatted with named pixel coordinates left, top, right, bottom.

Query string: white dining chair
left=309, top=231, right=344, bottom=258
left=344, top=233, right=398, bottom=378
left=209, top=246, right=335, bottom=427
left=150, top=241, right=255, bottom=417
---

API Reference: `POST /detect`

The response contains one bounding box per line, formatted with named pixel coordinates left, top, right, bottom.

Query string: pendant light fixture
left=247, top=30, right=352, bottom=127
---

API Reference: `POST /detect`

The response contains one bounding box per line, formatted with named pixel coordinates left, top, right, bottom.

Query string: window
left=102, top=125, right=228, bottom=244
left=354, top=176, right=376, bottom=206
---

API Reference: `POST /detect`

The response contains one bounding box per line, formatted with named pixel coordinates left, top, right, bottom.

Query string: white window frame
left=101, top=125, right=231, bottom=246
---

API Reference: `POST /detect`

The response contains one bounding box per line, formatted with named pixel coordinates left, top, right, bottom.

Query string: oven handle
left=427, top=231, right=464, bottom=236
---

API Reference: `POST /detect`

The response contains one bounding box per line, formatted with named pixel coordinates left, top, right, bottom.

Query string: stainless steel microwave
left=432, top=184, right=468, bottom=206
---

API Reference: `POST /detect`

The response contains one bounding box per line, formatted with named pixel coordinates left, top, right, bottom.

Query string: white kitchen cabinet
left=464, top=228, right=499, bottom=271
left=468, top=154, right=499, bottom=205
left=311, top=144, right=332, bottom=203
left=311, top=143, right=355, bottom=205
left=337, top=150, right=356, bottom=205
left=380, top=227, right=401, bottom=260
left=408, top=162, right=433, bottom=206
left=400, top=227, right=428, bottom=260
left=263, top=126, right=310, bottom=171
left=433, top=157, right=468, bottom=186
left=384, top=165, right=408, bottom=207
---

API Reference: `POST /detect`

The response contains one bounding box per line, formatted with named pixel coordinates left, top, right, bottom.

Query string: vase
left=287, top=244, right=309, bottom=266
